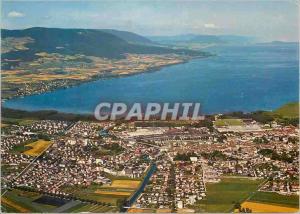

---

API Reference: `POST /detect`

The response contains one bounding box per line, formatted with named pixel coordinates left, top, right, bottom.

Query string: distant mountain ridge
left=1, top=27, right=203, bottom=63
left=149, top=34, right=256, bottom=45
left=258, top=41, right=299, bottom=45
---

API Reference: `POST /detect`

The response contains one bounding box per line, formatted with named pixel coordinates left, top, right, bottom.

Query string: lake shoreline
left=2, top=101, right=298, bottom=122
left=2, top=54, right=211, bottom=102
left=3, top=43, right=298, bottom=115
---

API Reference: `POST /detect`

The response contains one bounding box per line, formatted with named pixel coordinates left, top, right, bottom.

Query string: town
left=1, top=110, right=299, bottom=213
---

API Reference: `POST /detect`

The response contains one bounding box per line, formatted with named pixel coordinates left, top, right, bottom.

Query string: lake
left=3, top=43, right=299, bottom=115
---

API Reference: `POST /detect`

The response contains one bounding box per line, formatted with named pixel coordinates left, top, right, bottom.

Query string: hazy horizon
left=2, top=0, right=299, bottom=42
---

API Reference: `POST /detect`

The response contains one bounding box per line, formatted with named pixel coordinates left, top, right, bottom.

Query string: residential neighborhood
left=1, top=115, right=299, bottom=212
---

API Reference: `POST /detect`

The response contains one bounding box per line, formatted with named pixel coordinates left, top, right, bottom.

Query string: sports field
left=214, top=119, right=244, bottom=127
left=23, top=140, right=53, bottom=156
left=241, top=201, right=299, bottom=213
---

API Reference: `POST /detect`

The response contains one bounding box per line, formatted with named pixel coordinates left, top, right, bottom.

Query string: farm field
left=109, top=180, right=141, bottom=189
left=214, top=119, right=244, bottom=127
left=95, top=190, right=132, bottom=196
left=1, top=189, right=119, bottom=213
left=61, top=184, right=120, bottom=205
left=62, top=179, right=141, bottom=206
left=156, top=208, right=173, bottom=213
left=65, top=203, right=118, bottom=213
left=241, top=201, right=299, bottom=213
left=1, top=189, right=57, bottom=213
left=177, top=208, right=195, bottom=213
left=248, top=191, right=299, bottom=208
left=193, top=176, right=265, bottom=213
left=128, top=208, right=155, bottom=213
left=1, top=197, right=31, bottom=213
left=23, top=140, right=53, bottom=156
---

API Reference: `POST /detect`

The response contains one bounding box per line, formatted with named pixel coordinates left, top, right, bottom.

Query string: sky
left=1, top=0, right=299, bottom=42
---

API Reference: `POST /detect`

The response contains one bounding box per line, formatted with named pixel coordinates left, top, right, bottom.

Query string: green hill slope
left=273, top=102, right=299, bottom=118
left=1, top=27, right=205, bottom=66
left=99, top=29, right=154, bottom=45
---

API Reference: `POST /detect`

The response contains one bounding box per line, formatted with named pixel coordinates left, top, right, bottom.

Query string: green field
left=65, top=203, right=118, bottom=213
left=273, top=102, right=299, bottom=118
left=214, top=119, right=244, bottom=127
left=61, top=177, right=142, bottom=207
left=1, top=189, right=56, bottom=213
left=61, top=181, right=134, bottom=206
left=193, top=176, right=265, bottom=213
left=9, top=138, right=37, bottom=154
left=1, top=118, right=36, bottom=126
left=1, top=189, right=119, bottom=213
left=249, top=191, right=299, bottom=208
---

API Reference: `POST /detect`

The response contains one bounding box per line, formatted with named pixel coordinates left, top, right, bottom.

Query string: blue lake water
left=3, top=43, right=299, bottom=114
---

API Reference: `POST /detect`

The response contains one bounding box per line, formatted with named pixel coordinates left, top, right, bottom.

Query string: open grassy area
left=128, top=208, right=156, bottom=213
left=64, top=203, right=86, bottom=212
left=248, top=191, right=299, bottom=208
left=9, top=138, right=37, bottom=154
left=58, top=201, right=119, bottom=213
left=62, top=180, right=139, bottom=206
left=63, top=202, right=117, bottom=213
left=273, top=102, right=299, bottom=118
left=95, top=190, right=132, bottom=196
left=1, top=197, right=31, bottom=213
left=214, top=119, right=244, bottom=127
left=73, top=192, right=123, bottom=205
left=74, top=204, right=118, bottom=213
left=109, top=180, right=141, bottom=189
left=241, top=201, right=298, bottom=213
left=157, top=208, right=173, bottom=213
left=193, top=176, right=265, bottom=213
left=23, top=140, right=53, bottom=156
left=1, top=189, right=56, bottom=213
left=1, top=189, right=119, bottom=213
left=1, top=118, right=36, bottom=126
